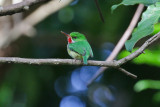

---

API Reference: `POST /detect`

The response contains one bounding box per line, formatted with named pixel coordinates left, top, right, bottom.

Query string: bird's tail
left=83, top=56, right=88, bottom=65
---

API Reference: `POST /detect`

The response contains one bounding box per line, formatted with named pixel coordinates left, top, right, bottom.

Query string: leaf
left=125, top=2, right=160, bottom=52
left=111, top=0, right=160, bottom=11
left=134, top=80, right=160, bottom=92
left=118, top=48, right=160, bottom=67
left=151, top=23, right=160, bottom=35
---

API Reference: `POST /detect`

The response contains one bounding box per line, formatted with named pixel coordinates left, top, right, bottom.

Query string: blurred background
left=0, top=0, right=160, bottom=107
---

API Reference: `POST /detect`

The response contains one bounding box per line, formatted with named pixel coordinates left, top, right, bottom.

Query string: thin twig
left=94, top=0, right=105, bottom=22
left=118, top=68, right=137, bottom=79
left=87, top=4, right=144, bottom=86
left=0, top=0, right=51, bottom=16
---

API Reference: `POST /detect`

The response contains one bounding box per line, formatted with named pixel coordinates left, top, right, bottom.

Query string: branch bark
left=0, top=0, right=51, bottom=16
left=0, top=57, right=116, bottom=67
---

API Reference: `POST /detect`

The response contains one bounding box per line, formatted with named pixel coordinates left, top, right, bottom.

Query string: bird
left=61, top=31, right=93, bottom=64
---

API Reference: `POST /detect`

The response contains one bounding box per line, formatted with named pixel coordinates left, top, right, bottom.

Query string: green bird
left=61, top=31, right=93, bottom=64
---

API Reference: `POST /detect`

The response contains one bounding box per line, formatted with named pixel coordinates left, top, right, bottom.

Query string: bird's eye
left=73, top=37, right=77, bottom=39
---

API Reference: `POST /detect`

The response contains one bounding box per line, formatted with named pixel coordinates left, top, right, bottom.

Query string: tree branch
left=0, top=32, right=159, bottom=80
left=94, top=0, right=105, bottom=22
left=0, top=57, right=116, bottom=67
left=117, top=68, right=137, bottom=79
left=0, top=0, right=51, bottom=16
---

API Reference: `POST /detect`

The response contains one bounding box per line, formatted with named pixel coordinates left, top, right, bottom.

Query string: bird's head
left=61, top=31, right=86, bottom=43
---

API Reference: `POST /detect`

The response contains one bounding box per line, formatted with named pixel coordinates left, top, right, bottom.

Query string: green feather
left=68, top=41, right=93, bottom=64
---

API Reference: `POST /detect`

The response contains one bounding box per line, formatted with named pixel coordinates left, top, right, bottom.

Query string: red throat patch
left=68, top=37, right=72, bottom=43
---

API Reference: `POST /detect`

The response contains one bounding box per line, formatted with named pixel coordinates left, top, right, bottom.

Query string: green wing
left=68, top=41, right=93, bottom=57
left=68, top=41, right=93, bottom=64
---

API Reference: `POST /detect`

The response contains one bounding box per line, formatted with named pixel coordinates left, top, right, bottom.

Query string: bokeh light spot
left=80, top=66, right=102, bottom=82
left=101, top=42, right=115, bottom=60
left=88, top=84, right=115, bottom=107
left=58, top=7, right=74, bottom=23
left=60, top=96, right=86, bottom=107
left=54, top=76, right=71, bottom=97
left=71, top=68, right=87, bottom=91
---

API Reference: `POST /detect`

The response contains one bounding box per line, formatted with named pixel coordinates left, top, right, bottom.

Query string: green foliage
left=112, top=0, right=160, bottom=52
left=134, top=80, right=160, bottom=92
left=114, top=1, right=160, bottom=103
left=132, top=22, right=160, bottom=36
left=125, top=2, right=160, bottom=52
left=118, top=48, right=160, bottom=67
left=134, top=80, right=160, bottom=103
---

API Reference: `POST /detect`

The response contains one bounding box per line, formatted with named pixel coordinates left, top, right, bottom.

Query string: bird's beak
left=61, top=31, right=71, bottom=38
